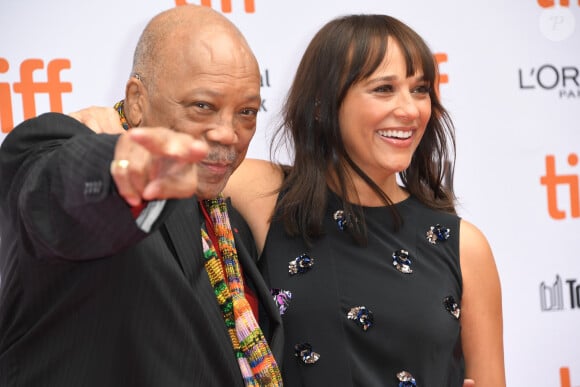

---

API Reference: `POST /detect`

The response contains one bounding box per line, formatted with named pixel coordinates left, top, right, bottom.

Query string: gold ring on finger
left=113, top=159, right=130, bottom=169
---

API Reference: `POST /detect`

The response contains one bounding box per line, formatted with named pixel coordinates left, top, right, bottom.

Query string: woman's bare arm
left=460, top=219, right=506, bottom=386
left=224, top=158, right=283, bottom=255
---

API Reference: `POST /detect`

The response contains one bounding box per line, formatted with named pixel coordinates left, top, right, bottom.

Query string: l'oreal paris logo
left=518, top=64, right=580, bottom=99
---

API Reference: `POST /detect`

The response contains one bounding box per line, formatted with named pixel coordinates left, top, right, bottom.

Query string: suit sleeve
left=0, top=112, right=165, bottom=261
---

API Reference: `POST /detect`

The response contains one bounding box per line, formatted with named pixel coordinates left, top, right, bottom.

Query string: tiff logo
left=561, top=367, right=579, bottom=387
left=175, top=0, right=255, bottom=13
left=540, top=154, right=580, bottom=219
left=539, top=0, right=580, bottom=7
left=434, top=53, right=449, bottom=97
left=540, top=275, right=580, bottom=310
left=1, top=58, right=72, bottom=133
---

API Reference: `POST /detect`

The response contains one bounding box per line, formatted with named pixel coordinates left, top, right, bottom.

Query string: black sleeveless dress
left=259, top=190, right=465, bottom=386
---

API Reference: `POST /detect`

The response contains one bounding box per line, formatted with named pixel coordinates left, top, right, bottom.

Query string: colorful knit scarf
left=201, top=197, right=282, bottom=386
left=113, top=100, right=282, bottom=385
left=114, top=100, right=130, bottom=130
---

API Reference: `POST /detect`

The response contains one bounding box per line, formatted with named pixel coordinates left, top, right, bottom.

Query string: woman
left=225, top=14, right=505, bottom=386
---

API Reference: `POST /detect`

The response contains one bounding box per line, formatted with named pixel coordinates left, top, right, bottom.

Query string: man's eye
left=195, top=102, right=211, bottom=109
left=240, top=108, right=258, bottom=116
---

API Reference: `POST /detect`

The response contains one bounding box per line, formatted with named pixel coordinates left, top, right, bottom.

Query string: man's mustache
left=205, top=145, right=237, bottom=163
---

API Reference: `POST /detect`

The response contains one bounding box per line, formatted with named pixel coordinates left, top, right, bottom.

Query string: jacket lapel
left=162, top=198, right=243, bottom=381
left=162, top=198, right=202, bottom=283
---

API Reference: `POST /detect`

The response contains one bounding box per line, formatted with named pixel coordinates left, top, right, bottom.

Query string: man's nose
left=205, top=119, right=237, bottom=145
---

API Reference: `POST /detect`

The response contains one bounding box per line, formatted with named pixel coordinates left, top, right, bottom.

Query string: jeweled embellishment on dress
left=426, top=224, right=450, bottom=244
left=397, top=370, right=417, bottom=387
left=271, top=288, right=292, bottom=315
left=288, top=253, right=315, bottom=275
left=294, top=343, right=320, bottom=364
left=347, top=306, right=374, bottom=331
left=333, top=210, right=348, bottom=231
left=443, top=295, right=461, bottom=319
left=392, top=249, right=413, bottom=274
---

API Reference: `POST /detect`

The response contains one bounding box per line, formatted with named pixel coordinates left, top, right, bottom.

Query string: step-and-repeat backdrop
left=1, top=1, right=578, bottom=385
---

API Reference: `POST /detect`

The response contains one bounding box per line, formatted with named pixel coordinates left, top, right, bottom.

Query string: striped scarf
left=201, top=196, right=282, bottom=386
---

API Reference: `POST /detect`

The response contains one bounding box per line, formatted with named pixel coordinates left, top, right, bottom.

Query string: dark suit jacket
left=0, top=113, right=283, bottom=387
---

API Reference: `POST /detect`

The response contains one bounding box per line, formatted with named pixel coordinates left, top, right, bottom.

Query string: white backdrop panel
left=1, top=1, right=579, bottom=386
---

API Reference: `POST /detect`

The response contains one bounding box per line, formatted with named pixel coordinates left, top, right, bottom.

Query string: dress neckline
left=326, top=186, right=414, bottom=210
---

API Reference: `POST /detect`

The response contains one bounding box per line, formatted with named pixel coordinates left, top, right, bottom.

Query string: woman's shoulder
left=403, top=195, right=460, bottom=223
left=458, top=219, right=493, bottom=261
left=406, top=200, right=490, bottom=262
left=225, top=158, right=286, bottom=253
left=226, top=158, right=285, bottom=199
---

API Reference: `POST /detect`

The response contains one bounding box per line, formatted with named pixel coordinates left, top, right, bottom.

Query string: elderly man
left=0, top=5, right=282, bottom=387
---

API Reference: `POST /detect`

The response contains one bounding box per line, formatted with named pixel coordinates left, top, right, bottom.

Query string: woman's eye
left=374, top=85, right=394, bottom=93
left=413, top=85, right=431, bottom=94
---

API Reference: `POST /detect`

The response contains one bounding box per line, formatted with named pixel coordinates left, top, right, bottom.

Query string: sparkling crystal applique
left=333, top=210, right=348, bottom=231
left=288, top=253, right=315, bottom=275
left=294, top=343, right=320, bottom=364
left=347, top=306, right=374, bottom=331
left=392, top=249, right=413, bottom=274
left=426, top=224, right=450, bottom=245
left=271, top=288, right=292, bottom=315
left=397, top=371, right=417, bottom=387
left=443, top=295, right=461, bottom=319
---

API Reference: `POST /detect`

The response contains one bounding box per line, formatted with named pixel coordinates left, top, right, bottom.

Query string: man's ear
left=124, top=77, right=144, bottom=127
